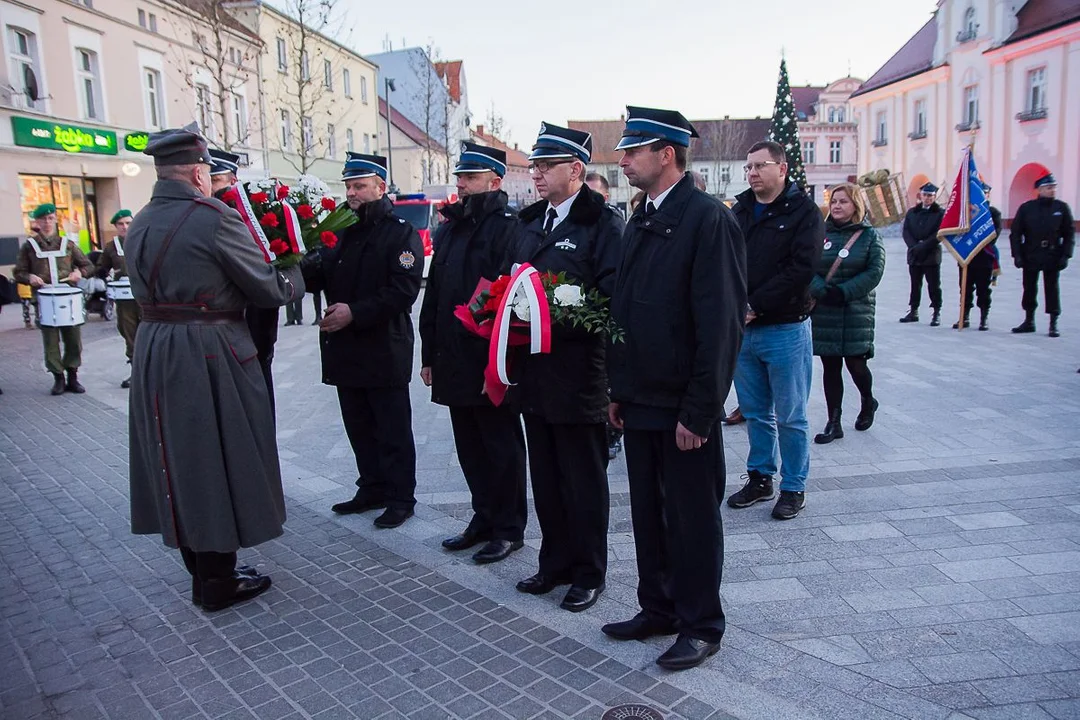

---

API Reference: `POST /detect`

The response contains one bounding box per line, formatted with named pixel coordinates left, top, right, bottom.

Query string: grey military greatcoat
left=125, top=179, right=304, bottom=552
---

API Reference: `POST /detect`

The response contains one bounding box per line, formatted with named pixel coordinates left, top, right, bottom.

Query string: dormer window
left=957, top=7, right=979, bottom=43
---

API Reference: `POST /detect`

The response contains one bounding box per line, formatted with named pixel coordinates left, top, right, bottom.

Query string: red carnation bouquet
left=222, top=174, right=354, bottom=268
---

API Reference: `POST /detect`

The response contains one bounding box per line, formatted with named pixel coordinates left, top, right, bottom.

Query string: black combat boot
left=952, top=308, right=971, bottom=329
left=814, top=409, right=844, bottom=444
left=899, top=308, right=919, bottom=323
left=930, top=308, right=942, bottom=327
left=978, top=308, right=989, bottom=331
left=1012, top=310, right=1036, bottom=333
left=854, top=396, right=879, bottom=431
left=50, top=373, right=65, bottom=396
left=1049, top=315, right=1060, bottom=338
left=65, top=370, right=85, bottom=394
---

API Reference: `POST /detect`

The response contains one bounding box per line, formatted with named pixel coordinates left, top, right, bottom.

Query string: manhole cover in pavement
left=602, top=705, right=665, bottom=720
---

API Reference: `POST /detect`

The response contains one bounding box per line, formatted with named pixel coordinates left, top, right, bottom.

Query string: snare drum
left=38, top=286, right=87, bottom=327
left=107, top=278, right=134, bottom=301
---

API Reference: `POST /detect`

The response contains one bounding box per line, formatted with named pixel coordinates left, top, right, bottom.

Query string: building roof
left=470, top=126, right=530, bottom=168
left=434, top=61, right=464, bottom=104
left=790, top=86, right=824, bottom=120
left=1003, top=0, right=1080, bottom=45
left=851, top=15, right=938, bottom=98
left=379, top=97, right=445, bottom=153
left=568, top=117, right=771, bottom=164
left=170, top=0, right=261, bottom=41
left=566, top=119, right=629, bottom=165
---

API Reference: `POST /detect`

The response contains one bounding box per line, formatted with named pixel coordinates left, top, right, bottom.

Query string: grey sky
left=333, top=0, right=938, bottom=146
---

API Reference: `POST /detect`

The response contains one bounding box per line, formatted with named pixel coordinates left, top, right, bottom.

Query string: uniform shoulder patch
left=398, top=250, right=416, bottom=269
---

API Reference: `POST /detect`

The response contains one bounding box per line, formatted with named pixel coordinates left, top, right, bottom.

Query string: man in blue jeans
left=727, top=141, right=823, bottom=520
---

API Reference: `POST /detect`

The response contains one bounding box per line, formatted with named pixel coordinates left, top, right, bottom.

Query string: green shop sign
left=124, top=132, right=149, bottom=152
left=11, top=116, right=117, bottom=155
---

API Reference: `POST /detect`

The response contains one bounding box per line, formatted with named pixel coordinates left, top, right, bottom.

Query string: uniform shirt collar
left=546, top=192, right=576, bottom=231
left=647, top=179, right=678, bottom=211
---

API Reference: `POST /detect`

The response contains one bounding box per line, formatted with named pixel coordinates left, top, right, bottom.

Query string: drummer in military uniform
left=13, top=203, right=95, bottom=395
left=96, top=209, right=141, bottom=387
left=127, top=123, right=304, bottom=612
left=306, top=153, right=424, bottom=529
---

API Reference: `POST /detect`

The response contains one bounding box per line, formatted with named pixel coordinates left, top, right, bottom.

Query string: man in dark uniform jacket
left=306, top=153, right=424, bottom=529
left=419, top=141, right=527, bottom=564
left=512, top=123, right=623, bottom=613
left=901, top=182, right=944, bottom=326
left=1010, top=172, right=1075, bottom=338
left=208, top=148, right=282, bottom=412
left=606, top=107, right=746, bottom=670
left=96, top=209, right=142, bottom=387
left=953, top=182, right=1001, bottom=331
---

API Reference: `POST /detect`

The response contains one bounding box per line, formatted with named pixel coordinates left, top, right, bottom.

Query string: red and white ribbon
left=485, top=263, right=552, bottom=396
left=231, top=183, right=275, bottom=263
left=281, top=201, right=304, bottom=254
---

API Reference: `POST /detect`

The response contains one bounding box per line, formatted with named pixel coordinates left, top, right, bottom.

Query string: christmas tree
left=768, top=58, right=808, bottom=190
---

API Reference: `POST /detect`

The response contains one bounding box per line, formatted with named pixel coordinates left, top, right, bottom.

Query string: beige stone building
left=0, top=0, right=265, bottom=257
left=377, top=97, right=447, bottom=195
left=225, top=0, right=379, bottom=195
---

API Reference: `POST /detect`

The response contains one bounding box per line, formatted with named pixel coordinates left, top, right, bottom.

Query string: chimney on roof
left=620, top=114, right=625, bottom=122
left=514, top=143, right=519, bottom=150
left=476, top=124, right=484, bottom=136
left=724, top=115, right=730, bottom=120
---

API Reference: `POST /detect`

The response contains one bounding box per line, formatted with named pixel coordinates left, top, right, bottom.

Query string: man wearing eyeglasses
left=511, top=123, right=623, bottom=614
left=726, top=140, right=823, bottom=522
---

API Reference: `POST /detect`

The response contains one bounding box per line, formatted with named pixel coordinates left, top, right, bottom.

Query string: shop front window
left=19, top=174, right=100, bottom=251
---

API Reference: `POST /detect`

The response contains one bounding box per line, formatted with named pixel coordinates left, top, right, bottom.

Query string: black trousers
left=624, top=423, right=726, bottom=643
left=285, top=299, right=304, bottom=324
left=960, top=258, right=993, bottom=311
left=908, top=265, right=942, bottom=309
left=449, top=405, right=527, bottom=542
left=1022, top=267, right=1061, bottom=315
left=337, top=386, right=417, bottom=510
left=522, top=416, right=609, bottom=589
left=311, top=291, right=323, bottom=320
left=179, top=546, right=236, bottom=581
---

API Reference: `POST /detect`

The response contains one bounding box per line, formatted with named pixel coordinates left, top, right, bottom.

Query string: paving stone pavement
left=2, top=224, right=1080, bottom=720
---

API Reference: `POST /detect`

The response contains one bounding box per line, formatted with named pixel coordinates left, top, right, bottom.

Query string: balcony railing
left=908, top=129, right=927, bottom=140
left=871, top=138, right=888, bottom=147
left=1016, top=108, right=1048, bottom=122
left=956, top=26, right=979, bottom=43
left=955, top=120, right=980, bottom=132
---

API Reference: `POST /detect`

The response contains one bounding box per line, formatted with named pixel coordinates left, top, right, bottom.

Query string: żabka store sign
left=11, top=116, right=117, bottom=155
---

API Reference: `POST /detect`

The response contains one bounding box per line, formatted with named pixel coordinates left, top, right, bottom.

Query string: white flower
left=553, top=284, right=584, bottom=307
left=512, top=295, right=531, bottom=322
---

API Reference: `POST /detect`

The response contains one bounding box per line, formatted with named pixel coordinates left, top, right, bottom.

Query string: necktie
left=645, top=201, right=657, bottom=216
left=544, top=207, right=558, bottom=235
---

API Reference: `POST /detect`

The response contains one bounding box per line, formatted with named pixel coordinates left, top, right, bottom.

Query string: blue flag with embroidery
left=937, top=148, right=998, bottom=267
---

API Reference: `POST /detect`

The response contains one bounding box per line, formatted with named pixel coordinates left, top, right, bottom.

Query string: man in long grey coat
left=126, top=123, right=304, bottom=612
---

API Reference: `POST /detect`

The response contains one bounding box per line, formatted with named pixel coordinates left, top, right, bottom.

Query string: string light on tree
left=768, top=57, right=808, bottom=190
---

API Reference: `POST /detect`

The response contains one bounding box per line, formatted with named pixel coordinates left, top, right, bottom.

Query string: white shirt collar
left=647, top=179, right=679, bottom=212
left=546, top=192, right=576, bottom=230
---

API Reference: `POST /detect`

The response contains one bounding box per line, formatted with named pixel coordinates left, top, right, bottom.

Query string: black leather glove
left=299, top=248, right=324, bottom=292
left=1013, top=258, right=1023, bottom=269
left=821, top=286, right=845, bottom=306
left=1059, top=257, right=1069, bottom=271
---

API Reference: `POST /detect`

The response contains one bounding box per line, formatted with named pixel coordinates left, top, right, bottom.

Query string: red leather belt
left=140, top=306, right=245, bottom=324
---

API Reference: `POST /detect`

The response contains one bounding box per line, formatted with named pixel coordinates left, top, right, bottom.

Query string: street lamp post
left=384, top=77, right=396, bottom=192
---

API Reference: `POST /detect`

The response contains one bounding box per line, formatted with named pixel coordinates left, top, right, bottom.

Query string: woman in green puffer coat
left=808, top=182, right=886, bottom=444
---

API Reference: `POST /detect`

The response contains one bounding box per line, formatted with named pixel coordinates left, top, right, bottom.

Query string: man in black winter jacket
left=900, top=183, right=945, bottom=325
left=512, top=123, right=623, bottom=615
left=418, top=142, right=527, bottom=565
left=605, top=107, right=746, bottom=671
left=306, top=153, right=424, bottom=530
left=726, top=140, right=823, bottom=522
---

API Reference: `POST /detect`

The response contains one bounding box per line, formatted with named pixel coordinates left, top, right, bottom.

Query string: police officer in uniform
left=900, top=182, right=944, bottom=325
left=96, top=209, right=142, bottom=387
left=419, top=142, right=527, bottom=564
left=14, top=203, right=95, bottom=395
left=605, top=107, right=746, bottom=670
left=1010, top=173, right=1075, bottom=337
left=953, top=182, right=1001, bottom=331
left=308, top=153, right=424, bottom=529
left=127, top=123, right=305, bottom=612
left=512, top=123, right=624, bottom=613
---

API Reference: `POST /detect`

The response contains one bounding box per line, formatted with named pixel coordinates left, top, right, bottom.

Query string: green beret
left=30, top=203, right=56, bottom=219
left=110, top=209, right=132, bottom=224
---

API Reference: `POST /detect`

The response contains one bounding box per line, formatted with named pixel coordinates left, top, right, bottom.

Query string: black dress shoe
left=472, top=539, right=523, bottom=564
left=191, top=566, right=261, bottom=605
left=374, top=507, right=413, bottom=528
left=516, top=573, right=567, bottom=595
left=121, top=377, right=131, bottom=389
left=656, top=634, right=722, bottom=671
left=331, top=495, right=386, bottom=515
left=560, top=583, right=604, bottom=612
left=601, top=613, right=678, bottom=641
left=201, top=574, right=272, bottom=612
left=442, top=530, right=490, bottom=551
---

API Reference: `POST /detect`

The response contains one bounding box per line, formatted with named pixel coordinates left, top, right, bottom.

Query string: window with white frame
left=149, top=13, right=157, bottom=32
left=280, top=108, right=291, bottom=150
left=720, top=165, right=731, bottom=184
left=346, top=128, right=354, bottom=152
left=301, top=115, right=313, bottom=152
left=914, top=99, right=927, bottom=135
left=343, top=68, right=351, bottom=97
left=195, top=82, right=213, bottom=138
left=363, top=132, right=370, bottom=153
left=829, top=140, right=842, bottom=164
left=276, top=37, right=286, bottom=73
left=698, top=166, right=709, bottom=190
left=827, top=107, right=836, bottom=123
left=300, top=51, right=310, bottom=82
left=138, top=9, right=146, bottom=27
left=875, top=111, right=887, bottom=144
left=7, top=27, right=44, bottom=111
left=360, top=75, right=368, bottom=104
left=836, top=107, right=845, bottom=122
left=143, top=68, right=164, bottom=129
left=802, top=140, right=816, bottom=165
left=606, top=168, right=619, bottom=188
left=323, top=59, right=332, bottom=90
left=964, top=85, right=979, bottom=126
left=326, top=124, right=336, bottom=158
left=964, top=7, right=977, bottom=35
left=76, top=48, right=103, bottom=120
left=1027, top=67, right=1046, bottom=113
left=231, top=93, right=246, bottom=144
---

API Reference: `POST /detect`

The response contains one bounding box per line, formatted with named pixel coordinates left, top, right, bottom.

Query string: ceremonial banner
left=937, top=148, right=997, bottom=267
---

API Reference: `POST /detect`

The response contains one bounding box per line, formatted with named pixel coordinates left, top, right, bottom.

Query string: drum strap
left=27, top=236, right=70, bottom=287
left=114, top=237, right=124, bottom=257
left=145, top=203, right=199, bottom=305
